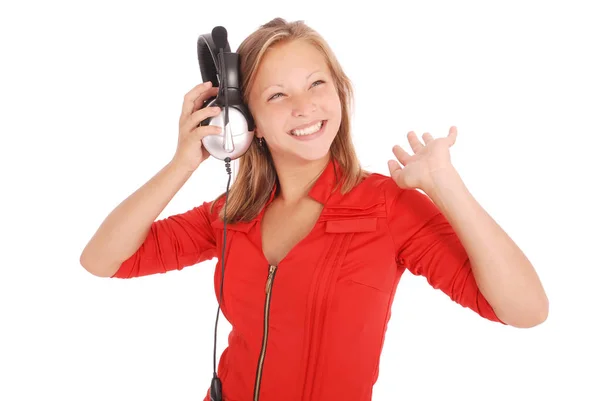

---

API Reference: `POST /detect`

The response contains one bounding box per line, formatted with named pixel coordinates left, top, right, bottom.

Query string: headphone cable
left=210, top=157, right=232, bottom=401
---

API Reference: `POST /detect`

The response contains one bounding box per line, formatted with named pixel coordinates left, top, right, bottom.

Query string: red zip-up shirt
left=111, top=157, right=504, bottom=401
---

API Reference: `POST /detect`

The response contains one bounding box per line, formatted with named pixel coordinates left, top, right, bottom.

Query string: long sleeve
left=384, top=182, right=504, bottom=323
left=111, top=201, right=218, bottom=279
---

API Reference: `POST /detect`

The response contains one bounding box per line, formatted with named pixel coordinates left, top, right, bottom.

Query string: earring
left=258, top=137, right=265, bottom=148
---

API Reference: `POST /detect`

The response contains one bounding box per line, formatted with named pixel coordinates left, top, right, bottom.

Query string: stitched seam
left=382, top=184, right=401, bottom=265
left=383, top=184, right=442, bottom=269
left=300, top=234, right=339, bottom=401
left=310, top=232, right=354, bottom=400
left=372, top=278, right=396, bottom=385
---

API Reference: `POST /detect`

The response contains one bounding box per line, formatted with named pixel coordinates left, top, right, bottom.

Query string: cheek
left=322, top=89, right=342, bottom=114
left=256, top=109, right=287, bottom=137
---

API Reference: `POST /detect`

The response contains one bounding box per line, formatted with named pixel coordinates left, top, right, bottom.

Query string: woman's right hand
left=172, top=81, right=223, bottom=172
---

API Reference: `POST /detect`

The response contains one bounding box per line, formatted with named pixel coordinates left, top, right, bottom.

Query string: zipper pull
left=265, top=265, right=277, bottom=294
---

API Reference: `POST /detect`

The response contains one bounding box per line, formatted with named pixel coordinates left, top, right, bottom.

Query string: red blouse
left=111, top=157, right=503, bottom=401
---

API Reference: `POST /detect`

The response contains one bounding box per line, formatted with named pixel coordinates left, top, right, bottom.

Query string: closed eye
left=268, top=92, right=283, bottom=101
left=267, top=80, right=326, bottom=101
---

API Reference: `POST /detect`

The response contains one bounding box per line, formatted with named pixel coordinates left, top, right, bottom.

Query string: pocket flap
left=325, top=217, right=378, bottom=233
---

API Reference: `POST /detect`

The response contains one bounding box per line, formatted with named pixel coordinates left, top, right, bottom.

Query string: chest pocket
left=324, top=216, right=395, bottom=294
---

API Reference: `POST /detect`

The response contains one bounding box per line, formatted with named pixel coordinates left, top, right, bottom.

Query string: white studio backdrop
left=1, top=1, right=599, bottom=400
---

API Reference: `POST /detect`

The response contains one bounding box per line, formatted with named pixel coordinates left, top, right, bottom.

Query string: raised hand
left=387, top=126, right=458, bottom=191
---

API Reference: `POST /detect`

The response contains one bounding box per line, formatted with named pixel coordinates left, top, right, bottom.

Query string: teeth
left=290, top=121, right=323, bottom=136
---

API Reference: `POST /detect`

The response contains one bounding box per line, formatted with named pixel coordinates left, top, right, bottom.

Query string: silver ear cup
left=201, top=101, right=254, bottom=161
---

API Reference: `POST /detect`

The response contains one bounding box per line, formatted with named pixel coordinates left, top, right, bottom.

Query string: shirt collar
left=264, top=156, right=341, bottom=209
left=308, top=156, right=341, bottom=205
left=213, top=157, right=342, bottom=233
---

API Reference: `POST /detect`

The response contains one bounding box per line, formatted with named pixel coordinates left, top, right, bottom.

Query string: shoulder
left=333, top=170, right=440, bottom=221
left=182, top=195, right=224, bottom=229
left=199, top=193, right=254, bottom=231
left=203, top=194, right=228, bottom=221
left=334, top=170, right=416, bottom=207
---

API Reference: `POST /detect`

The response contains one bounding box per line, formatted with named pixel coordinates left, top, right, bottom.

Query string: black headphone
left=197, top=26, right=255, bottom=161
left=197, top=26, right=254, bottom=401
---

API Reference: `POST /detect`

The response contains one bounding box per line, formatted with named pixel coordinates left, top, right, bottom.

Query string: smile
left=289, top=120, right=326, bottom=136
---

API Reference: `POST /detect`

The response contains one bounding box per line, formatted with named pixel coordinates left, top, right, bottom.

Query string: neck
left=271, top=153, right=331, bottom=205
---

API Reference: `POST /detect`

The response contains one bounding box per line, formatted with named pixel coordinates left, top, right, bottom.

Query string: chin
left=295, top=149, right=331, bottom=163
left=291, top=138, right=336, bottom=163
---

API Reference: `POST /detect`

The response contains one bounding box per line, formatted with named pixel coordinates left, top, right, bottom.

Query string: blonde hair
left=212, top=17, right=368, bottom=223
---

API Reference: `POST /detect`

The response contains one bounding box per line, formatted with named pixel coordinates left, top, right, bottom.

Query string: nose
left=291, top=93, right=316, bottom=117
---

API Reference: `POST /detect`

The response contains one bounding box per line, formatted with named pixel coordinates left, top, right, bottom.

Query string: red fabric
left=112, top=158, right=504, bottom=401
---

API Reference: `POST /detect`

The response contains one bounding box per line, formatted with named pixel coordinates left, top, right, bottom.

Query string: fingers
left=192, top=123, right=222, bottom=140
left=388, top=159, right=402, bottom=174
left=387, top=159, right=405, bottom=186
left=422, top=132, right=434, bottom=143
left=406, top=127, right=457, bottom=150
left=407, top=131, right=424, bottom=153
left=180, top=81, right=219, bottom=119
left=392, top=144, right=411, bottom=166
left=191, top=86, right=219, bottom=114
left=447, top=126, right=458, bottom=145
left=185, top=106, right=222, bottom=133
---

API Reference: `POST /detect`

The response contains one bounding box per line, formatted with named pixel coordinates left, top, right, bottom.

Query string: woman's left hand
left=388, top=126, right=458, bottom=191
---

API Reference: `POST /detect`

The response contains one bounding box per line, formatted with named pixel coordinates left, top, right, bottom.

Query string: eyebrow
left=260, top=69, right=322, bottom=95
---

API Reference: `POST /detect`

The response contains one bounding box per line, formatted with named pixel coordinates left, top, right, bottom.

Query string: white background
left=1, top=0, right=599, bottom=400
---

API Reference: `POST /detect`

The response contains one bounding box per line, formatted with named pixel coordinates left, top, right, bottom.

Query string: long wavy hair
left=211, top=18, right=368, bottom=223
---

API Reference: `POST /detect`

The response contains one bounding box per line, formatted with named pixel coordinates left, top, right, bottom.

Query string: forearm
left=423, top=167, right=549, bottom=328
left=80, top=159, right=194, bottom=277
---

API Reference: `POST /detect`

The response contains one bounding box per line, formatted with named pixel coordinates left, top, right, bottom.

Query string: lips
left=288, top=120, right=326, bottom=136
left=290, top=119, right=322, bottom=131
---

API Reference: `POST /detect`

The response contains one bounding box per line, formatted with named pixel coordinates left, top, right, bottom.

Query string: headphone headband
left=196, top=28, right=255, bottom=131
left=197, top=32, right=230, bottom=88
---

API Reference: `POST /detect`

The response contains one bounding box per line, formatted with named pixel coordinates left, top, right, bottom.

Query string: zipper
left=253, top=264, right=278, bottom=401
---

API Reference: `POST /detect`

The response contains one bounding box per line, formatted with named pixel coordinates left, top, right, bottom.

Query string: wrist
left=422, top=165, right=464, bottom=199
left=167, top=158, right=196, bottom=177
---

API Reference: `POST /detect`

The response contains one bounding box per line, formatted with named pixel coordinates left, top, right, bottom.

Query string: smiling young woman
left=81, top=17, right=548, bottom=401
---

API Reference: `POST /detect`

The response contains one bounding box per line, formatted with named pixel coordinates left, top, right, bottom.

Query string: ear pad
left=197, top=33, right=255, bottom=161
left=201, top=100, right=255, bottom=161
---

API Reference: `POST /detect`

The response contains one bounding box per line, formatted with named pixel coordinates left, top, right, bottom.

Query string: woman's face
left=248, top=39, right=342, bottom=164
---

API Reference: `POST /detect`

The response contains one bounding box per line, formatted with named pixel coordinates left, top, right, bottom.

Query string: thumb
left=387, top=160, right=403, bottom=182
